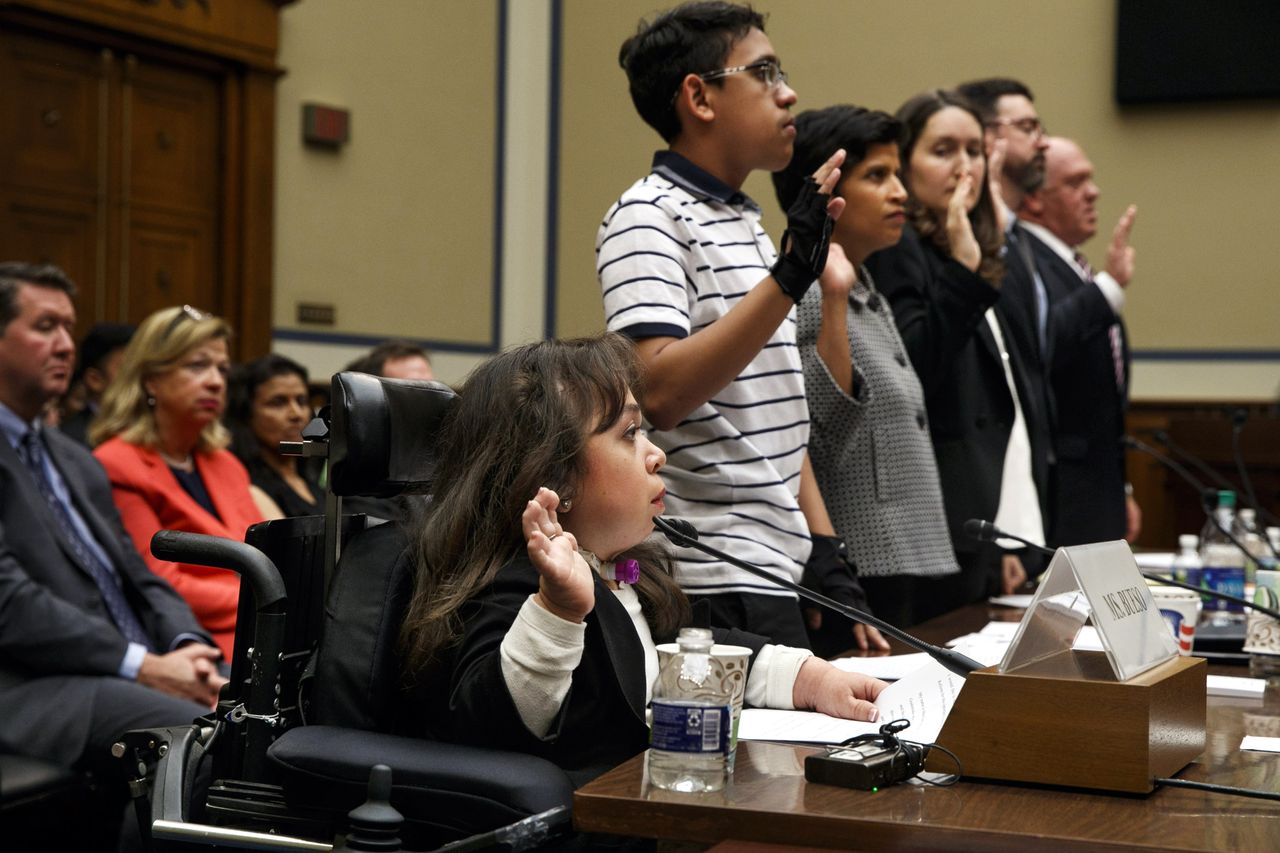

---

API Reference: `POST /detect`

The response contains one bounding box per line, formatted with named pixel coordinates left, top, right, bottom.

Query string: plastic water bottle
left=648, top=628, right=731, bottom=792
left=1237, top=508, right=1267, bottom=586
left=1200, top=490, right=1245, bottom=625
left=1172, top=534, right=1202, bottom=588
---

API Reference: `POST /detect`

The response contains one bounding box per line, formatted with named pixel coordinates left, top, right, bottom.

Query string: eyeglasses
left=988, top=116, right=1046, bottom=139
left=699, top=58, right=788, bottom=89
left=162, top=304, right=211, bottom=340
left=669, top=59, right=789, bottom=106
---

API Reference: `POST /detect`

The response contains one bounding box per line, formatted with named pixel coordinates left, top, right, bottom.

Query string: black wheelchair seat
left=121, top=373, right=574, bottom=851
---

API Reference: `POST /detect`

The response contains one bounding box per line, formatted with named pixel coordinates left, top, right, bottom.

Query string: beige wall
left=273, top=0, right=497, bottom=381
left=272, top=1, right=1278, bottom=398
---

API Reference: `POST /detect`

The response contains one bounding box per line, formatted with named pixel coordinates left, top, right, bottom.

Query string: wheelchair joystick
left=332, top=763, right=403, bottom=852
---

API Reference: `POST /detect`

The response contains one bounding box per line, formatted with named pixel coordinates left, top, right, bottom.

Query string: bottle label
left=650, top=700, right=730, bottom=754
left=1202, top=567, right=1245, bottom=612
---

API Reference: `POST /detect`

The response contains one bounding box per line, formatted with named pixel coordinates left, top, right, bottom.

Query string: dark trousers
left=687, top=591, right=809, bottom=649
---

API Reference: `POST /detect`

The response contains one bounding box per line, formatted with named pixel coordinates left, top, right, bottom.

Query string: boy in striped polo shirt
left=597, top=2, right=887, bottom=651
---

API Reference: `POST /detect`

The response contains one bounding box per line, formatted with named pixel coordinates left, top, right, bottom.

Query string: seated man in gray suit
left=0, top=262, right=225, bottom=776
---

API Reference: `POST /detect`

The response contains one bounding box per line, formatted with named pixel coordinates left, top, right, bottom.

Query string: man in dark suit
left=1017, top=139, right=1139, bottom=546
left=956, top=77, right=1056, bottom=579
left=0, top=262, right=224, bottom=775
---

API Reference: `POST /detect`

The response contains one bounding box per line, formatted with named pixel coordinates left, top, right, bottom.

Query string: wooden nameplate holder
left=927, top=541, right=1208, bottom=793
left=928, top=649, right=1206, bottom=793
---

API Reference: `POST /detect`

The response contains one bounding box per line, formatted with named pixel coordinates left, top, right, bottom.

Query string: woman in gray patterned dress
left=772, top=106, right=959, bottom=637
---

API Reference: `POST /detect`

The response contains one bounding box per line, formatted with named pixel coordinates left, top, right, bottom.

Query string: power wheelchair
left=113, top=372, right=574, bottom=852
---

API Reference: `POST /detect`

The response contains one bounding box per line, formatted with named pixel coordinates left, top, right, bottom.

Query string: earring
left=559, top=498, right=573, bottom=513
left=146, top=395, right=156, bottom=408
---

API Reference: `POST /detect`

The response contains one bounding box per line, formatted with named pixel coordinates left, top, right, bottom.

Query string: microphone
left=1229, top=411, right=1280, bottom=530
left=652, top=517, right=982, bottom=678
left=965, top=518, right=1280, bottom=623
left=1151, top=430, right=1236, bottom=493
left=1153, top=428, right=1280, bottom=535
left=963, top=519, right=1053, bottom=558
left=1124, top=435, right=1258, bottom=558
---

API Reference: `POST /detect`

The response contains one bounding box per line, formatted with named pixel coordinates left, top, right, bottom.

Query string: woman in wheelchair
left=90, top=305, right=266, bottom=662
left=399, top=334, right=886, bottom=784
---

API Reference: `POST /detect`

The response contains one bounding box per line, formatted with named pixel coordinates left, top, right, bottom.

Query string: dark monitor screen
left=1115, top=0, right=1280, bottom=104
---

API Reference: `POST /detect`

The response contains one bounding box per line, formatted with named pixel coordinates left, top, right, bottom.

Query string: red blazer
left=94, top=437, right=265, bottom=660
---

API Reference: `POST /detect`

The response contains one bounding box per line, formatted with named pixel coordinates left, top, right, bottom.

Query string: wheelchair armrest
left=151, top=531, right=286, bottom=613
left=267, top=727, right=574, bottom=844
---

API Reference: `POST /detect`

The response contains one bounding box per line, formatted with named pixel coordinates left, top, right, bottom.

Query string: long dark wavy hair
left=896, top=89, right=1005, bottom=286
left=399, top=333, right=689, bottom=678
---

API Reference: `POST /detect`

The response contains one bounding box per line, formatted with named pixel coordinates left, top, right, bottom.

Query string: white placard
left=1000, top=541, right=1177, bottom=681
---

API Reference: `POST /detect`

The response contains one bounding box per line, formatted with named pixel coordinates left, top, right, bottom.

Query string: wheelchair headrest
left=328, top=372, right=457, bottom=498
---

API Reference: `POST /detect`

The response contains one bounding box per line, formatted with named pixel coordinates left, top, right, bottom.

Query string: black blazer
left=1026, top=234, right=1129, bottom=545
left=417, top=555, right=767, bottom=786
left=865, top=225, right=1052, bottom=556
left=0, top=428, right=207, bottom=743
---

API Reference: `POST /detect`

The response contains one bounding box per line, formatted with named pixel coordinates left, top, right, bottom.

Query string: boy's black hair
left=955, top=78, right=1035, bottom=125
left=618, top=1, right=765, bottom=143
left=771, top=105, right=901, bottom=210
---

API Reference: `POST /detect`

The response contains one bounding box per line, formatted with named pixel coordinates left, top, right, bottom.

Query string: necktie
left=18, top=430, right=153, bottom=650
left=1074, top=252, right=1126, bottom=393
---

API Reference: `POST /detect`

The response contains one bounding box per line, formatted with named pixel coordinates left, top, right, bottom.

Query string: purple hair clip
left=608, top=558, right=641, bottom=585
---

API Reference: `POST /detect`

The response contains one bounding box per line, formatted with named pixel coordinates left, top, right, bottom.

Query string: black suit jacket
left=417, top=554, right=767, bottom=786
left=865, top=225, right=1052, bottom=558
left=1025, top=233, right=1129, bottom=545
left=0, top=427, right=207, bottom=736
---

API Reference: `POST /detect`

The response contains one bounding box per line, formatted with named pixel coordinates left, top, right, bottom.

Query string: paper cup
left=1150, top=586, right=1201, bottom=655
left=655, top=643, right=752, bottom=766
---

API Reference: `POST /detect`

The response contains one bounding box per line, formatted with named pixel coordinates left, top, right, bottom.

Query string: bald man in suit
left=0, top=262, right=225, bottom=776
left=1017, top=139, right=1139, bottom=546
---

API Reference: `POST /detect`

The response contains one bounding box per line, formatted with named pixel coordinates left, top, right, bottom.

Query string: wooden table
left=574, top=604, right=1280, bottom=851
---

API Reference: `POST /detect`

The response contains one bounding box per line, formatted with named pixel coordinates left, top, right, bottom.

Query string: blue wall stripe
left=543, top=0, right=563, bottom=340
left=1132, top=350, right=1280, bottom=362
left=272, top=327, right=497, bottom=355
left=490, top=0, right=508, bottom=351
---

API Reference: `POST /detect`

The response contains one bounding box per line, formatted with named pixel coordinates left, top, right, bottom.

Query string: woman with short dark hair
left=772, top=105, right=959, bottom=634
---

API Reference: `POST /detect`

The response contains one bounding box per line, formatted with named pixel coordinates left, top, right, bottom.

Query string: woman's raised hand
left=945, top=173, right=982, bottom=273
left=818, top=242, right=856, bottom=302
left=523, top=487, right=594, bottom=623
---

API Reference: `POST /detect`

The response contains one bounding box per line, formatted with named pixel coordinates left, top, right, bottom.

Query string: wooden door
left=119, top=54, right=221, bottom=323
left=0, top=26, right=221, bottom=341
left=0, top=30, right=110, bottom=326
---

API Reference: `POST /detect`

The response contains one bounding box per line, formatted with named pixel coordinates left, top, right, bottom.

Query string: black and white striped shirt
left=597, top=152, right=811, bottom=596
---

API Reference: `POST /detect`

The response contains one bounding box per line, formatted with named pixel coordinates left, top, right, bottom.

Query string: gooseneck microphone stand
left=653, top=516, right=982, bottom=678
left=964, top=518, right=1280, bottom=623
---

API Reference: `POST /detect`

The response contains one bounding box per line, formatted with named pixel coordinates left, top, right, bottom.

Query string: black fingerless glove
left=771, top=176, right=835, bottom=304
left=802, top=533, right=871, bottom=614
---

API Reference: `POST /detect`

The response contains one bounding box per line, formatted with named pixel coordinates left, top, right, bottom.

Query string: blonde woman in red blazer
left=91, top=305, right=268, bottom=661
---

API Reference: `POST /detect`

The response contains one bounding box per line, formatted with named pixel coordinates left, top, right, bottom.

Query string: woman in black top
left=863, top=90, right=1029, bottom=607
left=227, top=354, right=322, bottom=518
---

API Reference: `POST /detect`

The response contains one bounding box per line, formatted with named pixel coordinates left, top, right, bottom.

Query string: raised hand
left=1105, top=204, right=1137, bottom=286
left=523, top=486, right=594, bottom=623
left=818, top=242, right=856, bottom=303
left=813, top=148, right=847, bottom=222
left=946, top=173, right=981, bottom=272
